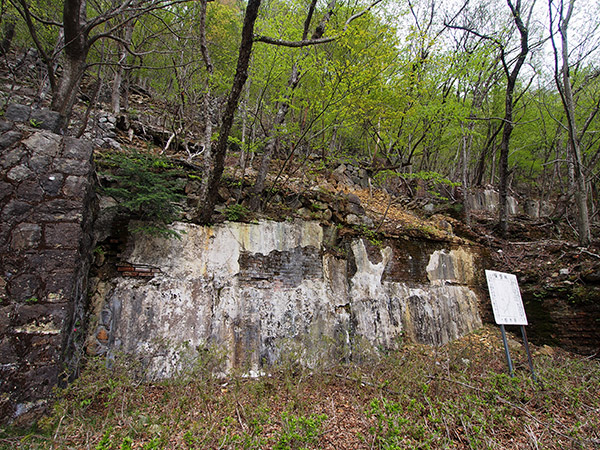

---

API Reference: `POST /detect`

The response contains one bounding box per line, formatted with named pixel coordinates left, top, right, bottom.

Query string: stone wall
left=0, top=114, right=95, bottom=424
left=88, top=220, right=485, bottom=378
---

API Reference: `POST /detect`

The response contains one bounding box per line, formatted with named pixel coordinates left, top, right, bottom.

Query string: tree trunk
left=50, top=52, right=88, bottom=129
left=551, top=0, right=591, bottom=245
left=0, top=20, right=15, bottom=55
left=498, top=0, right=529, bottom=236
left=111, top=19, right=135, bottom=114
left=498, top=96, right=514, bottom=235
left=461, top=123, right=473, bottom=226
left=250, top=0, right=335, bottom=210
left=198, top=0, right=214, bottom=163
left=250, top=93, right=292, bottom=209
left=195, top=0, right=262, bottom=224
left=50, top=0, right=89, bottom=131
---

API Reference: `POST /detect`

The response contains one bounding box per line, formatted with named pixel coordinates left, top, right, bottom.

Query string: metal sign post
left=485, top=270, right=537, bottom=382
left=499, top=324, right=514, bottom=377
left=520, top=325, right=537, bottom=383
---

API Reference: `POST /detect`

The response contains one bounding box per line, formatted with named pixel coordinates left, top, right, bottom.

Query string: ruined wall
left=468, top=189, right=519, bottom=215
left=88, top=220, right=484, bottom=378
left=0, top=113, right=95, bottom=424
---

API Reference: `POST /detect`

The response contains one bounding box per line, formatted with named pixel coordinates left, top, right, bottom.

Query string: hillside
left=2, top=325, right=599, bottom=449
left=1, top=31, right=600, bottom=449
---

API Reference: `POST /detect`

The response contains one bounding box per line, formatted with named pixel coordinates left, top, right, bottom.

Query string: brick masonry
left=0, top=111, right=96, bottom=424
left=238, top=246, right=323, bottom=288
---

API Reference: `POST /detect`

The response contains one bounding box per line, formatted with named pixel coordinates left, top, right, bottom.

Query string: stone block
left=44, top=223, right=81, bottom=249
left=0, top=306, right=12, bottom=332
left=0, top=130, right=22, bottom=151
left=0, top=181, right=14, bottom=202
left=32, top=199, right=82, bottom=222
left=7, top=274, right=40, bottom=301
left=7, top=164, right=33, bottom=182
left=22, top=132, right=61, bottom=158
left=0, top=147, right=26, bottom=169
left=14, top=364, right=60, bottom=401
left=24, top=250, right=79, bottom=274
left=298, top=207, right=313, bottom=219
left=11, top=303, right=67, bottom=330
left=4, top=104, right=31, bottom=123
left=22, top=334, right=62, bottom=365
left=0, top=339, right=17, bottom=364
left=28, top=155, right=52, bottom=173
left=62, top=175, right=86, bottom=199
left=29, top=109, right=62, bottom=134
left=16, top=181, right=43, bottom=203
left=10, top=223, right=41, bottom=251
left=345, top=213, right=361, bottom=225
left=62, top=137, right=93, bottom=161
left=43, top=273, right=75, bottom=301
left=39, top=173, right=64, bottom=196
left=0, top=119, right=13, bottom=133
left=1, top=200, right=32, bottom=223
left=53, top=158, right=90, bottom=176
left=0, top=223, right=9, bottom=248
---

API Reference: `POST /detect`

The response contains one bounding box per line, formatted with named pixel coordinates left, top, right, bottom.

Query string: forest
left=3, top=2, right=600, bottom=448
left=2, top=0, right=600, bottom=244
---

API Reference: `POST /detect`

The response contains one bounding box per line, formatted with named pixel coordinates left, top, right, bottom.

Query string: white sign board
left=485, top=270, right=528, bottom=325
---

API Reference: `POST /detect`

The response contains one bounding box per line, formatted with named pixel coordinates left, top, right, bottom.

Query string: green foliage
left=224, top=203, right=250, bottom=222
left=120, top=437, right=133, bottom=450
left=376, top=170, right=460, bottom=201
left=274, top=412, right=327, bottom=450
left=6, top=325, right=600, bottom=449
left=95, top=427, right=113, bottom=450
left=368, top=397, right=436, bottom=449
left=97, top=150, right=185, bottom=238
left=353, top=224, right=382, bottom=247
left=399, top=171, right=461, bottom=188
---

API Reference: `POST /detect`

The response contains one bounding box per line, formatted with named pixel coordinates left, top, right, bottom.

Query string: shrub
left=98, top=150, right=186, bottom=238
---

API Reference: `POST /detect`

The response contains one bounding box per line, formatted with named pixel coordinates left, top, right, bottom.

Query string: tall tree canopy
left=3, top=0, right=600, bottom=241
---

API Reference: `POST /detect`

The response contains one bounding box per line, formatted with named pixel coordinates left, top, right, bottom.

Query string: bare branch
left=9, top=0, right=56, bottom=90
left=254, top=0, right=384, bottom=48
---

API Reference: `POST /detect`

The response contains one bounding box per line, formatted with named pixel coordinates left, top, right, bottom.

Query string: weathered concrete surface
left=91, top=221, right=483, bottom=378
left=468, top=189, right=518, bottom=215
left=0, top=120, right=95, bottom=424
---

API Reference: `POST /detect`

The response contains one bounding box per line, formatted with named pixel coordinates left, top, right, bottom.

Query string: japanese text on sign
left=485, top=270, right=528, bottom=325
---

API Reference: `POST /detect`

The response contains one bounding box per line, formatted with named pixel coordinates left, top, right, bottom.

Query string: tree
left=195, top=0, right=262, bottom=224
left=549, top=0, right=592, bottom=245
left=11, top=0, right=190, bottom=129
left=249, top=0, right=336, bottom=210
left=248, top=0, right=385, bottom=210
left=448, top=0, right=535, bottom=235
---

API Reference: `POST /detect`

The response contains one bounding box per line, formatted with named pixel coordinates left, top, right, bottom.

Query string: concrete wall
left=468, top=189, right=518, bottom=215
left=88, top=220, right=484, bottom=378
left=0, top=114, right=95, bottom=424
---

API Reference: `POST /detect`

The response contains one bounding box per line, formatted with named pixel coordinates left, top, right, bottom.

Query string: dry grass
left=2, top=325, right=599, bottom=449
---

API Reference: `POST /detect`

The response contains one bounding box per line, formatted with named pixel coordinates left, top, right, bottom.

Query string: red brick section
left=116, top=263, right=160, bottom=278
